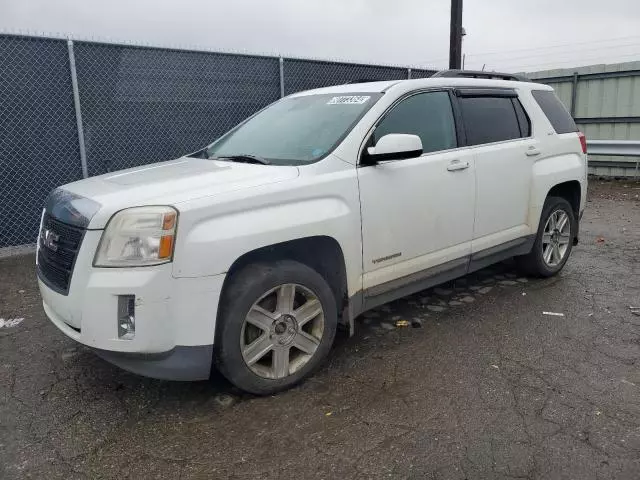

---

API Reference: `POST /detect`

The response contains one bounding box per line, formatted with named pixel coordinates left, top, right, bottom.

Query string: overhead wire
left=463, top=34, right=640, bottom=57
left=420, top=35, right=640, bottom=68
left=486, top=49, right=640, bottom=71
left=465, top=41, right=640, bottom=64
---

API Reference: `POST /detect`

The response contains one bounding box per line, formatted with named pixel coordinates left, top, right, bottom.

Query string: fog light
left=117, top=295, right=135, bottom=340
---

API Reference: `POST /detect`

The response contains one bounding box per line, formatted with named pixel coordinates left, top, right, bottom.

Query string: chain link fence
left=0, top=35, right=83, bottom=249
left=74, top=43, right=283, bottom=176
left=0, top=33, right=435, bottom=249
left=283, top=59, right=409, bottom=95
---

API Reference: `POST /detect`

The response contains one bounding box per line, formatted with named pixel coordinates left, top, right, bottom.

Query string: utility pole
left=449, top=0, right=463, bottom=69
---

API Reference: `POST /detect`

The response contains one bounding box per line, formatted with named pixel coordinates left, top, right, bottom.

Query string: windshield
left=206, top=93, right=382, bottom=165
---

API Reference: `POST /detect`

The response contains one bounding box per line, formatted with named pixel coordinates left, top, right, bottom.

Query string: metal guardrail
left=587, top=140, right=640, bottom=177
left=587, top=140, right=640, bottom=157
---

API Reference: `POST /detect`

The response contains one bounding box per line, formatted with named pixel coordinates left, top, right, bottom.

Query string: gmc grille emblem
left=41, top=229, right=60, bottom=252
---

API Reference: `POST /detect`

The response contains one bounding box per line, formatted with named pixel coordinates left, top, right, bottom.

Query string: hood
left=58, top=157, right=299, bottom=229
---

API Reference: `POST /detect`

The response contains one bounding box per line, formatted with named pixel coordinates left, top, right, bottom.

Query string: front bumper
left=38, top=230, right=226, bottom=381
left=92, top=345, right=214, bottom=381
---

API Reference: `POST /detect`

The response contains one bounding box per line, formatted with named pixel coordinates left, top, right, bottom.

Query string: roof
left=290, top=77, right=553, bottom=97
left=290, top=81, right=400, bottom=96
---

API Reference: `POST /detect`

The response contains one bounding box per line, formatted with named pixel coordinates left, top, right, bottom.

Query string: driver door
left=357, top=90, right=476, bottom=302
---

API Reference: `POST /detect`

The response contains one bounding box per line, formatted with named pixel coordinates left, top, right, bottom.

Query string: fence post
left=407, top=68, right=412, bottom=79
left=67, top=38, right=88, bottom=179
left=279, top=57, right=285, bottom=98
left=570, top=72, right=579, bottom=117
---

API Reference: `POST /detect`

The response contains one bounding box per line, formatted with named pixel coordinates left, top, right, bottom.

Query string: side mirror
left=364, top=134, right=423, bottom=164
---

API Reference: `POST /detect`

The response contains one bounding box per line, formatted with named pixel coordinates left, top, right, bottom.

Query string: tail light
left=578, top=132, right=587, bottom=154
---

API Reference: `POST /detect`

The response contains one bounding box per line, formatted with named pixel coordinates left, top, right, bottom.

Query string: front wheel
left=516, top=196, right=576, bottom=277
left=214, top=260, right=337, bottom=395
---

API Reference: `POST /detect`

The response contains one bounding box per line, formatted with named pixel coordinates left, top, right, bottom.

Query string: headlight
left=94, top=206, right=178, bottom=267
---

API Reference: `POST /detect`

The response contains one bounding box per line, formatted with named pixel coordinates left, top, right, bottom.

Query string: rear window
left=459, top=96, right=522, bottom=146
left=532, top=90, right=577, bottom=134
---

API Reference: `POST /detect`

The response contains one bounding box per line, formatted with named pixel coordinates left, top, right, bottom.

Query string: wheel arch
left=529, top=159, right=584, bottom=241
left=218, top=236, right=351, bottom=332
left=544, top=180, right=582, bottom=244
left=547, top=180, right=581, bottom=218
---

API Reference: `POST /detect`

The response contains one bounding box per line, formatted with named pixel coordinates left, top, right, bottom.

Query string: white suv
left=37, top=71, right=587, bottom=394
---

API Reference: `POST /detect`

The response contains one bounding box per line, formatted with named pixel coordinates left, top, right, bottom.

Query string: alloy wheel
left=240, top=283, right=325, bottom=379
left=542, top=209, right=571, bottom=267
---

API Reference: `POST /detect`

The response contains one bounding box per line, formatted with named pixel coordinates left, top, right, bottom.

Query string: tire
left=516, top=196, right=576, bottom=277
left=214, top=260, right=338, bottom=395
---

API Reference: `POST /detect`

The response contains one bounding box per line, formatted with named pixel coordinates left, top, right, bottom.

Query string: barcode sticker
left=327, top=95, right=371, bottom=105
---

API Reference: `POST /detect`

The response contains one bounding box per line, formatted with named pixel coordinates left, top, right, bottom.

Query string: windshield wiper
left=219, top=154, right=271, bottom=165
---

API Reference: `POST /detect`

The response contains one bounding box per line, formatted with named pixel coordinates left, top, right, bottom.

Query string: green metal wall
left=527, top=62, right=640, bottom=177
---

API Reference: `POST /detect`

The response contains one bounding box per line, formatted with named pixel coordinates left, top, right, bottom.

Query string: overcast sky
left=2, top=0, right=639, bottom=73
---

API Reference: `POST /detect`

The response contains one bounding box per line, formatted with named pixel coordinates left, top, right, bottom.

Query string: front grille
left=37, top=213, right=85, bottom=295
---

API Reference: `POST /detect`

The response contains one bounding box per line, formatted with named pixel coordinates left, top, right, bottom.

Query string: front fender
left=171, top=163, right=363, bottom=298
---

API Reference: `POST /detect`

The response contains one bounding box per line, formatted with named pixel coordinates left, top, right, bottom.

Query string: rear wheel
left=214, top=260, right=337, bottom=395
left=516, top=196, right=576, bottom=277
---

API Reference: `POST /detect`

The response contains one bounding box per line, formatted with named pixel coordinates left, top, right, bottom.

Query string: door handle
left=447, top=160, right=470, bottom=171
left=525, top=147, right=541, bottom=156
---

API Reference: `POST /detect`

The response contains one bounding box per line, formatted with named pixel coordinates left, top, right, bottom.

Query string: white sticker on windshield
left=327, top=95, right=371, bottom=105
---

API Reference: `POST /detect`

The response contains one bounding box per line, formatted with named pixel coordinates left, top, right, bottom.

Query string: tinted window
left=459, top=96, right=522, bottom=145
left=513, top=98, right=531, bottom=137
left=532, top=90, right=577, bottom=134
left=374, top=91, right=457, bottom=154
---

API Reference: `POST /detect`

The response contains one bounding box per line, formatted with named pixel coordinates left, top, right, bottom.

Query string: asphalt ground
left=1, top=179, right=639, bottom=479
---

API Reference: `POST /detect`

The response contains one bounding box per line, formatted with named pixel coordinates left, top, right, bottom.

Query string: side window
left=532, top=90, right=578, bottom=134
left=459, top=96, right=522, bottom=146
left=374, top=91, right=457, bottom=154
left=512, top=98, right=531, bottom=137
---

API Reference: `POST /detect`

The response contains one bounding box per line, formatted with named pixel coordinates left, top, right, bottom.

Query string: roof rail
left=346, top=79, right=383, bottom=84
left=431, top=69, right=530, bottom=82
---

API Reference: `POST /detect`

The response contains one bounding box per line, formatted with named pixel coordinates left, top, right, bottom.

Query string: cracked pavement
left=1, top=179, right=639, bottom=479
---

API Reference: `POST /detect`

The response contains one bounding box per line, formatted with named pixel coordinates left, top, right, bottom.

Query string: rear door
left=455, top=89, right=537, bottom=253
